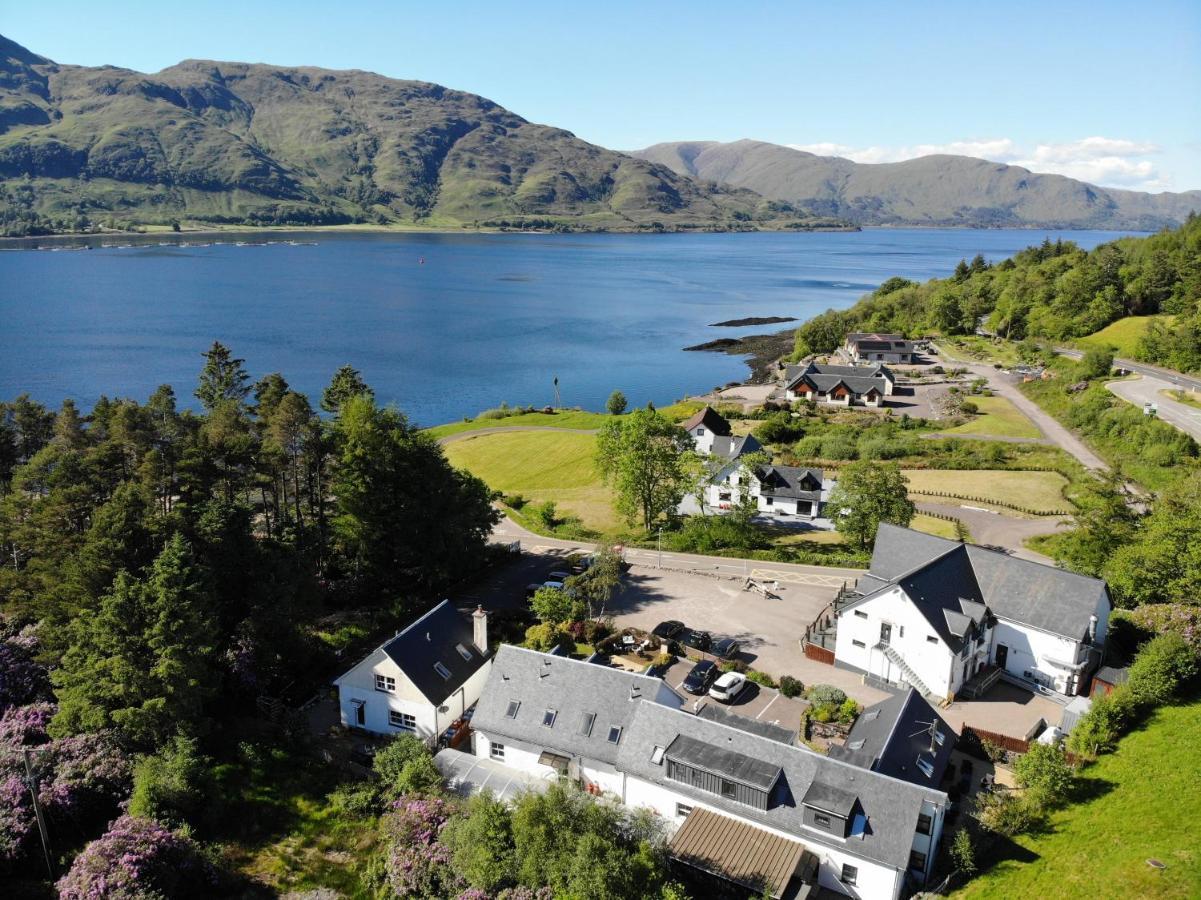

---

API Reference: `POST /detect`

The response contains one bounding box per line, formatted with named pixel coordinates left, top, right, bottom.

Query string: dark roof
left=855, top=524, right=1110, bottom=642
left=375, top=600, right=489, bottom=704
left=695, top=701, right=797, bottom=744
left=829, top=689, right=956, bottom=788
left=470, top=645, right=673, bottom=765
left=786, top=367, right=888, bottom=396
left=617, top=700, right=945, bottom=871
left=710, top=433, right=762, bottom=461
left=801, top=781, right=858, bottom=817
left=846, top=332, right=915, bottom=350
left=785, top=361, right=894, bottom=383
left=682, top=406, right=732, bottom=436
left=669, top=808, right=813, bottom=900
left=1094, top=665, right=1129, bottom=685
left=666, top=734, right=782, bottom=791
left=754, top=465, right=823, bottom=501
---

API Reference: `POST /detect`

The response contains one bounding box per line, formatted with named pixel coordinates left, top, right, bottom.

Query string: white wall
left=688, top=424, right=716, bottom=455
left=991, top=621, right=1087, bottom=694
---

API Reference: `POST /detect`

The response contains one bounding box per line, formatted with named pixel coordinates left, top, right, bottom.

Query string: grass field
left=442, top=430, right=620, bottom=531
left=1162, top=388, right=1201, bottom=411
left=426, top=409, right=610, bottom=440
left=956, top=695, right=1201, bottom=900
left=942, top=395, right=1042, bottom=440
left=1075, top=315, right=1173, bottom=358
left=910, top=512, right=963, bottom=539
left=902, top=468, right=1072, bottom=514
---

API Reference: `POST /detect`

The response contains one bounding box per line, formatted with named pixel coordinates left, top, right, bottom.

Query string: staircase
left=879, top=644, right=938, bottom=702
left=959, top=664, right=1002, bottom=700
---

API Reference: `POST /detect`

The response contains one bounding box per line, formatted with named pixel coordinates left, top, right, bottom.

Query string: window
left=542, top=709, right=557, bottom=727
left=854, top=610, right=868, bottom=619
left=916, top=756, right=935, bottom=778
left=389, top=710, right=416, bottom=730
left=841, top=864, right=858, bottom=886
left=374, top=673, right=395, bottom=693
left=916, top=813, right=932, bottom=835
left=927, top=635, right=939, bottom=644
left=579, top=712, right=596, bottom=736
left=696, top=427, right=705, bottom=436
left=607, top=725, right=622, bottom=745
left=505, top=700, right=520, bottom=719
left=852, top=639, right=866, bottom=649
left=650, top=745, right=665, bottom=765
left=909, top=850, right=928, bottom=871
left=455, top=643, right=473, bottom=661
left=490, top=742, right=505, bottom=761
left=433, top=662, right=452, bottom=680
left=720, top=779, right=736, bottom=799
left=848, top=739, right=865, bottom=750
left=933, top=729, right=945, bottom=746
left=765, top=496, right=773, bottom=506
left=814, top=812, right=831, bottom=828
left=675, top=802, right=693, bottom=818
left=899, top=626, right=905, bottom=638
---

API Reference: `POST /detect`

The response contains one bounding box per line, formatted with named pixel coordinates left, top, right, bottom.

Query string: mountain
left=0, top=37, right=832, bottom=234
left=631, top=139, right=1201, bottom=230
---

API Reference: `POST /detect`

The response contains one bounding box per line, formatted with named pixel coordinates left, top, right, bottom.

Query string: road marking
left=751, top=568, right=846, bottom=587
left=755, top=693, right=780, bottom=720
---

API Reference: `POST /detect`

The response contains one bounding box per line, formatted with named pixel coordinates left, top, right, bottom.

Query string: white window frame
left=374, top=673, right=396, bottom=693
left=389, top=710, right=416, bottom=731
left=490, top=741, right=505, bottom=761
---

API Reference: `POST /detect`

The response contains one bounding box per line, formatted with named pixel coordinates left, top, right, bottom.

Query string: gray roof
left=471, top=645, right=672, bottom=766
left=666, top=734, right=782, bottom=791
left=710, top=433, right=762, bottom=461
left=829, top=689, right=956, bottom=788
left=682, top=406, right=732, bottom=436
left=1094, top=665, right=1129, bottom=685
left=785, top=361, right=890, bottom=397
left=785, top=361, right=894, bottom=383
left=856, top=524, right=1110, bottom=642
left=376, top=600, right=489, bottom=704
left=846, top=332, right=915, bottom=351
left=695, top=701, right=797, bottom=744
left=616, top=700, right=945, bottom=872
left=754, top=465, right=823, bottom=501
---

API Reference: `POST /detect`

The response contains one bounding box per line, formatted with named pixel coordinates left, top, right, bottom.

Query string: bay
left=0, top=228, right=1140, bottom=426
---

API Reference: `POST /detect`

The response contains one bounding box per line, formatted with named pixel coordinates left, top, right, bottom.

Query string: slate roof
left=784, top=361, right=894, bottom=383
left=710, top=433, right=762, bottom=461
left=616, top=700, right=945, bottom=872
left=682, top=406, right=732, bottom=436
left=846, top=332, right=915, bottom=351
left=852, top=524, right=1110, bottom=642
left=829, top=689, right=956, bottom=788
left=695, top=701, right=798, bottom=744
left=470, top=645, right=674, bottom=765
left=355, top=600, right=488, bottom=704
left=754, top=465, right=824, bottom=501
left=784, top=361, right=890, bottom=397
left=1094, top=665, right=1129, bottom=685
left=666, top=734, right=783, bottom=791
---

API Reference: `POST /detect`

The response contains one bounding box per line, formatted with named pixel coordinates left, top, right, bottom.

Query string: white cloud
left=786, top=136, right=1170, bottom=191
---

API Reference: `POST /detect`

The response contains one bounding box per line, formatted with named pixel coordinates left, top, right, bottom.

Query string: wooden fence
left=960, top=725, right=1030, bottom=755
left=803, top=643, right=835, bottom=665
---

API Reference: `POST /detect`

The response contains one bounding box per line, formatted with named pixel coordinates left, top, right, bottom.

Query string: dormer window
left=542, top=709, right=557, bottom=727
left=505, top=700, right=520, bottom=719
left=433, top=662, right=452, bottom=680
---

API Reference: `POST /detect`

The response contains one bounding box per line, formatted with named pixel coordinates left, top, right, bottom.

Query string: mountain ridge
left=630, top=139, right=1201, bottom=230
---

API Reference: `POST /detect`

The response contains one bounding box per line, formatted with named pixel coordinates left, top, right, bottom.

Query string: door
left=354, top=700, right=365, bottom=726
left=995, top=644, right=1009, bottom=671
left=880, top=622, right=892, bottom=646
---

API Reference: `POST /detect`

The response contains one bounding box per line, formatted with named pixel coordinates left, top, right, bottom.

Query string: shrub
left=1013, top=743, right=1074, bottom=807
left=981, top=739, right=1007, bottom=763
left=0, top=625, right=50, bottom=715
left=1066, top=685, right=1136, bottom=759
left=534, top=501, right=558, bottom=529
left=778, top=675, right=803, bottom=698
left=810, top=704, right=833, bottom=723
left=523, top=623, right=575, bottom=655
left=746, top=670, right=776, bottom=688
left=1113, top=604, right=1201, bottom=654
left=805, top=684, right=847, bottom=707
left=128, top=735, right=215, bottom=831
left=950, top=827, right=977, bottom=876
left=976, top=790, right=1046, bottom=836
left=1126, top=632, right=1199, bottom=705
left=374, top=734, right=441, bottom=800
left=836, top=698, right=861, bottom=724
left=381, top=796, right=462, bottom=898
left=504, top=493, right=528, bottom=510
left=960, top=400, right=979, bottom=415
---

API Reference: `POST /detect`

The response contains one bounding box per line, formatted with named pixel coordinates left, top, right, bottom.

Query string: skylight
left=542, top=709, right=557, bottom=727
left=607, top=726, right=622, bottom=745
left=455, top=643, right=473, bottom=661
left=433, top=662, right=452, bottom=680
left=505, top=700, right=520, bottom=719
left=933, top=729, right=945, bottom=746
left=650, top=745, right=665, bottom=765
left=579, top=712, right=595, bottom=736
left=849, top=739, right=865, bottom=750
left=915, top=756, right=935, bottom=778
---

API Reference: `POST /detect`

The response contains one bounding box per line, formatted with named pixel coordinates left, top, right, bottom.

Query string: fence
left=960, top=725, right=1030, bottom=755
left=803, top=643, right=835, bottom=665
left=909, top=489, right=1071, bottom=517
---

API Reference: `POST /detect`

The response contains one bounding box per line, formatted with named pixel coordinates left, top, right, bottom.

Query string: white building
left=843, top=333, right=917, bottom=365
left=451, top=646, right=947, bottom=899
left=707, top=462, right=826, bottom=519
left=681, top=405, right=734, bottom=455
left=783, top=361, right=895, bottom=406
left=834, top=525, right=1110, bottom=702
left=334, top=600, right=492, bottom=741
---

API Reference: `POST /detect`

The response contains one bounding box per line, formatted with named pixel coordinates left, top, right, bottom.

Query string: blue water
left=0, top=228, right=1140, bottom=425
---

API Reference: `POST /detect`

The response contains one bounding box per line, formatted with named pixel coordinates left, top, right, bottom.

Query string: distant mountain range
left=630, top=139, right=1201, bottom=230
left=0, top=36, right=831, bottom=233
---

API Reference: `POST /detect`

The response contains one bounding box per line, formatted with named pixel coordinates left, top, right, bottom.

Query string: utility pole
left=21, top=748, right=54, bottom=880
left=657, top=528, right=663, bottom=569
left=553, top=375, right=560, bottom=409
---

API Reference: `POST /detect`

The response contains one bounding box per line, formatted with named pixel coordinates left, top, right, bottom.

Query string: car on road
left=681, top=629, right=712, bottom=653
left=651, top=620, right=686, bottom=640
left=681, top=660, right=719, bottom=695
left=708, top=671, right=747, bottom=703
left=711, top=637, right=741, bottom=660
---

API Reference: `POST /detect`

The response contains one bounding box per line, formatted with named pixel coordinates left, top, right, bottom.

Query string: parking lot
left=660, top=657, right=810, bottom=734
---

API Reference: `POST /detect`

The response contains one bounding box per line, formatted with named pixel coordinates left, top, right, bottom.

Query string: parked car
left=711, top=637, right=741, bottom=660
left=569, top=554, right=595, bottom=575
left=527, top=580, right=564, bottom=598
left=681, top=660, right=719, bottom=695
left=681, top=629, right=712, bottom=653
left=651, top=620, right=686, bottom=640
left=548, top=570, right=573, bottom=582
left=708, top=671, right=747, bottom=703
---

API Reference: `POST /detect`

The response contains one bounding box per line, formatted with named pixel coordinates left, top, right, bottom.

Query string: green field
left=943, top=395, right=1042, bottom=440
left=426, top=409, right=610, bottom=440
left=442, top=430, right=620, bottom=531
left=1076, top=315, right=1173, bottom=358
left=956, top=695, right=1201, bottom=900
left=902, top=468, right=1072, bottom=514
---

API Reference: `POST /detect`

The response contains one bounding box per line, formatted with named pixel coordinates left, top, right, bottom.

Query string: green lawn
left=902, top=468, right=1072, bottom=514
left=943, top=395, right=1042, bottom=440
left=1075, top=315, right=1174, bottom=358
left=956, top=695, right=1201, bottom=900
left=910, top=512, right=964, bottom=540
left=1162, top=388, right=1201, bottom=411
left=426, top=409, right=611, bottom=440
left=442, top=430, right=620, bottom=531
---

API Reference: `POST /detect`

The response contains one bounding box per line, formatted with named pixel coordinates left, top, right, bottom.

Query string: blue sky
left=6, top=0, right=1199, bottom=190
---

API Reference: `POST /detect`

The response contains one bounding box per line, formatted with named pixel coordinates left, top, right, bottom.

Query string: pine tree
left=194, top=341, right=251, bottom=411
left=321, top=364, right=374, bottom=415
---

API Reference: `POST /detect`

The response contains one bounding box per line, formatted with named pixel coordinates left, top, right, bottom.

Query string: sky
left=5, top=0, right=1200, bottom=192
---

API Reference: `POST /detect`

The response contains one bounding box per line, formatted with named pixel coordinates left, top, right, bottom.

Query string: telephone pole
left=15, top=748, right=54, bottom=879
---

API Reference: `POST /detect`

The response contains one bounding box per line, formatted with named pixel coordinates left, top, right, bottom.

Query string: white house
left=834, top=525, right=1110, bottom=702
left=843, top=333, right=917, bottom=365
left=707, top=463, right=826, bottom=519
left=452, top=646, right=947, bottom=900
left=681, top=406, right=733, bottom=455
left=334, top=600, right=492, bottom=741
left=783, top=361, right=895, bottom=407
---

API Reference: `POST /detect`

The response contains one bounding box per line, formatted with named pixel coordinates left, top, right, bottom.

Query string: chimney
left=473, top=605, right=489, bottom=654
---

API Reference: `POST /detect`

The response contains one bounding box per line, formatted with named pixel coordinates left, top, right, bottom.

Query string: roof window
left=434, top=662, right=452, bottom=680
left=650, top=745, right=665, bottom=765
left=607, top=725, right=623, bottom=745
left=915, top=756, right=935, bottom=779
left=579, top=712, right=596, bottom=736
left=455, top=643, right=473, bottom=661
left=542, top=709, right=557, bottom=727
left=505, top=700, right=520, bottom=719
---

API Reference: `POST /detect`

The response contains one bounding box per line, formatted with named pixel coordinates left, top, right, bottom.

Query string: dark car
left=711, top=637, right=741, bottom=660
left=651, top=620, right=686, bottom=640
left=681, top=629, right=712, bottom=653
left=682, top=660, right=719, bottom=695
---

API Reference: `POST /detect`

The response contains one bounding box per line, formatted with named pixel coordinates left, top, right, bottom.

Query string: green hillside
left=0, top=35, right=832, bottom=235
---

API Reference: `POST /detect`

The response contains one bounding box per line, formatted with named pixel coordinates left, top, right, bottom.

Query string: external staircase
left=879, top=644, right=940, bottom=704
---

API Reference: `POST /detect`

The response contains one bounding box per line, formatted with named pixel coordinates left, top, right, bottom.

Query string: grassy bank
left=941, top=395, right=1043, bottom=440
left=902, top=468, right=1073, bottom=515
left=955, top=694, right=1201, bottom=899
left=1075, top=314, right=1174, bottom=358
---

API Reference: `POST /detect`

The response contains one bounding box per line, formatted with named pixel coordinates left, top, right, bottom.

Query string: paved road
left=1105, top=375, right=1201, bottom=442
left=436, top=425, right=599, bottom=446
left=916, top=502, right=1067, bottom=562
left=1057, top=348, right=1201, bottom=393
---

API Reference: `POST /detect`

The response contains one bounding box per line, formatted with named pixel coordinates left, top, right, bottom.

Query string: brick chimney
left=473, top=605, right=489, bottom=655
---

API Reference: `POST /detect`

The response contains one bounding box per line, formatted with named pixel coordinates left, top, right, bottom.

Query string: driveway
left=939, top=681, right=1064, bottom=739
left=662, top=658, right=811, bottom=735
left=1106, top=374, right=1201, bottom=442
left=916, top=502, right=1068, bottom=562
